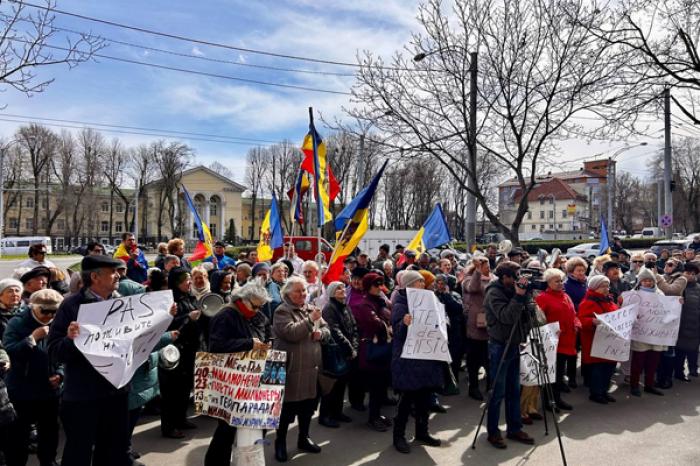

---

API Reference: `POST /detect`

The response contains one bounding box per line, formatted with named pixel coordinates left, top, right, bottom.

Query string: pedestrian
left=674, top=262, right=700, bottom=380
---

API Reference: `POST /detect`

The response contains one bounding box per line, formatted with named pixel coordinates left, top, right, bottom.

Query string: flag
left=287, top=167, right=310, bottom=224
left=599, top=214, right=611, bottom=256
left=181, top=185, right=213, bottom=265
left=113, top=242, right=130, bottom=262
left=257, top=195, right=284, bottom=261
left=323, top=160, right=388, bottom=285
left=303, top=108, right=333, bottom=226
left=300, top=152, right=340, bottom=201
left=406, top=203, right=451, bottom=254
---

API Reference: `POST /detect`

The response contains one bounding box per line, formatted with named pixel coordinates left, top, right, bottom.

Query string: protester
left=346, top=267, right=370, bottom=411
left=390, top=271, right=443, bottom=454
left=235, top=263, right=252, bottom=287
left=205, top=241, right=236, bottom=270
left=190, top=266, right=211, bottom=301
left=435, top=274, right=464, bottom=387
left=273, top=277, right=329, bottom=462
left=675, top=262, right=700, bottom=380
left=564, top=257, right=588, bottom=312
left=18, top=244, right=56, bottom=270
left=19, top=267, right=50, bottom=306
left=589, top=255, right=611, bottom=277
left=117, top=233, right=148, bottom=284
left=167, top=238, right=192, bottom=273
left=656, top=249, right=670, bottom=273
left=578, top=276, right=619, bottom=404
left=623, top=252, right=645, bottom=289
left=0, top=279, right=23, bottom=341
left=520, top=305, right=547, bottom=425
left=205, top=282, right=271, bottom=466
left=116, top=263, right=146, bottom=296
left=301, top=261, right=322, bottom=305
left=603, top=261, right=628, bottom=304
left=209, top=270, right=233, bottom=303
left=655, top=258, right=688, bottom=389
left=263, top=263, right=286, bottom=323
left=86, top=242, right=106, bottom=256
left=282, top=243, right=304, bottom=275
left=147, top=268, right=168, bottom=292
left=154, top=242, right=168, bottom=270
left=372, top=244, right=391, bottom=269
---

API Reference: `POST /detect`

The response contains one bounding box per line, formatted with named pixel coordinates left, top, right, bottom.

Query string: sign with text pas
left=519, top=322, right=560, bottom=387
left=400, top=288, right=452, bottom=363
left=590, top=305, right=638, bottom=362
left=194, top=350, right=286, bottom=430
left=621, top=291, right=683, bottom=346
left=76, top=290, right=174, bottom=389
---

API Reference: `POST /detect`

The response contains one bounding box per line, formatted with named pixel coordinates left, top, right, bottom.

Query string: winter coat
left=204, top=253, right=236, bottom=270
left=628, top=287, right=668, bottom=352
left=390, top=290, right=444, bottom=392
left=351, top=293, right=391, bottom=371
left=609, top=279, right=631, bottom=305
left=462, top=270, right=495, bottom=341
left=167, top=287, right=202, bottom=376
left=127, top=249, right=149, bottom=284
left=209, top=299, right=271, bottom=353
left=272, top=299, right=330, bottom=402
left=676, top=280, right=700, bottom=352
left=536, top=288, right=579, bottom=356
left=437, top=290, right=465, bottom=360
left=118, top=277, right=146, bottom=297
left=0, top=303, right=21, bottom=341
left=622, top=267, right=641, bottom=289
left=264, top=280, right=283, bottom=323
left=483, top=280, right=534, bottom=345
left=564, top=275, right=587, bottom=312
left=2, top=308, right=64, bottom=401
left=128, top=332, right=173, bottom=410
left=322, top=298, right=359, bottom=359
left=578, top=289, right=619, bottom=364
left=657, top=272, right=687, bottom=297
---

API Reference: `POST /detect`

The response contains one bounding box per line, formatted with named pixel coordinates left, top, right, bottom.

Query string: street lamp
left=604, top=142, right=648, bottom=234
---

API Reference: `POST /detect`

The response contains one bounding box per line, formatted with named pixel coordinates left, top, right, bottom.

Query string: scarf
left=235, top=299, right=257, bottom=320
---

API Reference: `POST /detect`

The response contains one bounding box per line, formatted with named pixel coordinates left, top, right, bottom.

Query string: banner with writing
left=400, top=288, right=452, bottom=363
left=194, top=350, right=286, bottom=430
left=520, top=322, right=560, bottom=387
left=76, top=290, right=174, bottom=389
left=622, top=291, right=683, bottom=346
left=590, top=305, right=638, bottom=362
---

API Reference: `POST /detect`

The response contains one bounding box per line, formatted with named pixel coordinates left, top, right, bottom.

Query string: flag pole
left=309, top=106, right=324, bottom=269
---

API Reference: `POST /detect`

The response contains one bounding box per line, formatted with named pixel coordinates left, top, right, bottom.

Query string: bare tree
left=152, top=141, right=192, bottom=238
left=102, top=139, right=130, bottom=242
left=1, top=140, right=25, bottom=230
left=75, top=128, right=105, bottom=240
left=245, top=146, right=268, bottom=240
left=209, top=161, right=234, bottom=179
left=52, top=131, right=78, bottom=243
left=129, top=144, right=156, bottom=237
left=0, top=0, right=104, bottom=103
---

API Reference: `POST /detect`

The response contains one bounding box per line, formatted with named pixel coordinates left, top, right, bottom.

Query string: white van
left=0, top=236, right=53, bottom=255
left=641, top=227, right=662, bottom=237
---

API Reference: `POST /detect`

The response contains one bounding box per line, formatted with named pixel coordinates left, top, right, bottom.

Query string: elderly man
left=19, top=267, right=50, bottom=305
left=302, top=261, right=322, bottom=305
left=18, top=244, right=56, bottom=269
left=47, top=255, right=134, bottom=466
left=205, top=241, right=236, bottom=270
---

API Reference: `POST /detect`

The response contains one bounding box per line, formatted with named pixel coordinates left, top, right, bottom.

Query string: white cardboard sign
left=590, top=304, right=638, bottom=362
left=520, top=322, right=560, bottom=387
left=621, top=290, right=682, bottom=346
left=400, top=288, right=452, bottom=362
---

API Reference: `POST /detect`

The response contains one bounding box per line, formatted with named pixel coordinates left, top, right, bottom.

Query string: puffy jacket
left=536, top=289, right=579, bottom=356
left=578, top=289, right=619, bottom=364
left=322, top=298, right=359, bottom=359
left=128, top=332, right=173, bottom=410
left=483, top=280, right=534, bottom=345
left=462, top=270, right=495, bottom=341
left=677, top=280, right=700, bottom=352
left=564, top=275, right=587, bottom=312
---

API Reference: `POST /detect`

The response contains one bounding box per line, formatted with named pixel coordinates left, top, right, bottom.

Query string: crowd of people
left=0, top=232, right=699, bottom=465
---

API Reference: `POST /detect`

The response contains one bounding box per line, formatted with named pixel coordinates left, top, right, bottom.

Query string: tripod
left=470, top=297, right=568, bottom=466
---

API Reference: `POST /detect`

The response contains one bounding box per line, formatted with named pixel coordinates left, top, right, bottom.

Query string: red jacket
left=536, top=289, right=579, bottom=356
left=578, top=289, right=619, bottom=364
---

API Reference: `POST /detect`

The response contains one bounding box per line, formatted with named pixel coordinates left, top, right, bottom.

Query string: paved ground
left=26, top=371, right=700, bottom=466
left=0, top=255, right=84, bottom=277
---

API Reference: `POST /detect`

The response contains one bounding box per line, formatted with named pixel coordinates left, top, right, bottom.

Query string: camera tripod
left=470, top=302, right=568, bottom=466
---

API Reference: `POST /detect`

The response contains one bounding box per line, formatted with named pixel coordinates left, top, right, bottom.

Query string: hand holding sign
left=400, top=288, right=451, bottom=363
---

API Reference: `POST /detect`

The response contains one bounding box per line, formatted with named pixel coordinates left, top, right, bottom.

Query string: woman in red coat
left=535, top=268, right=578, bottom=411
left=578, top=275, right=619, bottom=404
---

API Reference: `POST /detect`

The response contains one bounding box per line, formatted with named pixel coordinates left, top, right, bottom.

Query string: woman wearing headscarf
left=204, top=282, right=271, bottom=466
left=160, top=267, right=202, bottom=439
left=209, top=270, right=234, bottom=303
left=273, top=277, right=330, bottom=462
left=0, top=279, right=23, bottom=341
left=318, top=281, right=359, bottom=428
left=190, top=266, right=211, bottom=301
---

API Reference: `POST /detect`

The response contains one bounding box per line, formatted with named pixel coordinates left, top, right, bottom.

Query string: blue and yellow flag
left=303, top=107, right=333, bottom=226
left=599, top=215, right=611, bottom=256
left=406, top=203, right=451, bottom=254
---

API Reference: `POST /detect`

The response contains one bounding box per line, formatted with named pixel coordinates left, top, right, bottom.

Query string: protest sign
left=622, top=291, right=683, bottom=346
left=194, top=349, right=286, bottom=429
left=76, top=290, right=174, bottom=389
left=520, top=322, right=560, bottom=387
left=400, top=288, right=452, bottom=363
left=590, top=304, right=638, bottom=361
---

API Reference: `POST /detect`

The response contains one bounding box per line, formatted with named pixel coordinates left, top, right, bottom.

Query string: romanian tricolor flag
left=323, top=160, right=388, bottom=285
left=406, top=203, right=451, bottom=254
left=303, top=108, right=334, bottom=226
left=181, top=185, right=213, bottom=265
left=113, top=242, right=131, bottom=262
left=257, top=195, right=284, bottom=261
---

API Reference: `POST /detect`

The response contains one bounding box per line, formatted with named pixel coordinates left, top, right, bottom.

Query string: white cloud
left=191, top=46, right=205, bottom=57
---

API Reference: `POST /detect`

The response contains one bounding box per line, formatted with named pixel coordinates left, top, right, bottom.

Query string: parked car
left=686, top=232, right=700, bottom=240
left=565, top=242, right=601, bottom=260
left=651, top=239, right=692, bottom=256
left=271, top=236, right=333, bottom=263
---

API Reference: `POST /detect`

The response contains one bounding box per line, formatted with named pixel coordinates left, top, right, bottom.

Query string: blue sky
left=0, top=0, right=681, bottom=183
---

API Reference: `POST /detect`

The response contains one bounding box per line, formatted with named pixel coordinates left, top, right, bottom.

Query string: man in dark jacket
left=47, top=254, right=133, bottom=466
left=483, top=261, right=535, bottom=449
left=675, top=262, right=700, bottom=380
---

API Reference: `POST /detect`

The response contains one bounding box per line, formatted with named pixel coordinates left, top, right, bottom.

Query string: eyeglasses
left=39, top=308, right=57, bottom=316
left=632, top=261, right=644, bottom=264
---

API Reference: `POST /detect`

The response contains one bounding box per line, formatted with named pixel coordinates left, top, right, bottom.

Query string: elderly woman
left=391, top=270, right=443, bottom=454
left=588, top=255, right=611, bottom=278
left=462, top=256, right=495, bottom=400
left=160, top=267, right=202, bottom=439
left=564, top=257, right=588, bottom=312
left=273, top=276, right=330, bottom=462
left=536, top=268, right=578, bottom=410
left=2, top=289, right=64, bottom=466
left=235, top=263, right=252, bottom=287
left=383, top=261, right=396, bottom=293
left=318, top=281, right=359, bottom=428
left=578, top=275, right=619, bottom=403
left=190, top=266, right=211, bottom=300
left=167, top=238, right=191, bottom=272
left=0, top=279, right=23, bottom=340
left=205, top=282, right=271, bottom=466
left=210, top=270, right=233, bottom=302
left=655, top=258, right=688, bottom=389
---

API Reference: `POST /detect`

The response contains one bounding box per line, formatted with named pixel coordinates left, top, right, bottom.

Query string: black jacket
left=167, top=287, right=201, bottom=372
left=47, top=288, right=127, bottom=401
left=208, top=299, right=271, bottom=353
left=483, top=280, right=534, bottom=345
left=322, top=298, right=359, bottom=358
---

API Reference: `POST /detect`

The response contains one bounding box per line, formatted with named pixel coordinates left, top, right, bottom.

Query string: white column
left=204, top=198, right=211, bottom=233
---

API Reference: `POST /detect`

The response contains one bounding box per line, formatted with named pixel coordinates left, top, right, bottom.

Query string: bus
left=0, top=236, right=53, bottom=255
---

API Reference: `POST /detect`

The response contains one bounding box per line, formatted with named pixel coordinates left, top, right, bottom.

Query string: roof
left=512, top=177, right=588, bottom=202
left=143, top=165, right=247, bottom=192
left=499, top=169, right=605, bottom=188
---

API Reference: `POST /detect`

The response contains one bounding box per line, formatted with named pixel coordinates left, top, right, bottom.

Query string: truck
left=271, top=236, right=333, bottom=263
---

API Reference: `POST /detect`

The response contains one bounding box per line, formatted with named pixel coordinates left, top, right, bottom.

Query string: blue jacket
left=205, top=253, right=236, bottom=270
left=127, top=249, right=149, bottom=283
left=128, top=332, right=173, bottom=410
left=390, top=290, right=444, bottom=392
left=564, top=275, right=587, bottom=312
left=264, top=280, right=283, bottom=322
left=3, top=308, right=64, bottom=401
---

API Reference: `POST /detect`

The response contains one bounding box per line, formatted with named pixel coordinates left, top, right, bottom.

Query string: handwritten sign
left=401, top=288, right=452, bottom=362
left=520, top=322, right=560, bottom=387
left=622, top=291, right=683, bottom=346
left=77, top=290, right=174, bottom=389
left=590, top=305, right=638, bottom=361
left=194, top=350, right=286, bottom=429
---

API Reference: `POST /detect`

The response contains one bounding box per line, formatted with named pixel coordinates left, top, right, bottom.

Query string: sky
left=0, top=0, right=691, bottom=184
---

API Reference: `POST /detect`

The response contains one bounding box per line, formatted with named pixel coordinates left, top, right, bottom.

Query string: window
left=531, top=225, right=537, bottom=230
left=210, top=223, right=217, bottom=237
left=57, top=219, right=65, bottom=231
left=539, top=211, right=545, bottom=219
left=549, top=224, right=553, bottom=229
left=25, top=197, right=34, bottom=208
left=527, top=211, right=532, bottom=220
left=101, top=221, right=109, bottom=233
left=539, top=199, right=545, bottom=205
left=548, top=210, right=554, bottom=219
left=115, top=221, right=123, bottom=233
left=41, top=198, right=48, bottom=209
left=295, top=240, right=312, bottom=251
left=9, top=218, right=18, bottom=229
left=101, top=202, right=109, bottom=213
left=210, top=202, right=218, bottom=216
left=115, top=203, right=123, bottom=213
left=561, top=210, right=568, bottom=218
left=26, top=218, right=34, bottom=230
left=549, top=198, right=554, bottom=204
left=558, top=224, right=563, bottom=229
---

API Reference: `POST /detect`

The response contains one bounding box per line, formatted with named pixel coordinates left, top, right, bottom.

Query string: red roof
left=512, top=177, right=587, bottom=203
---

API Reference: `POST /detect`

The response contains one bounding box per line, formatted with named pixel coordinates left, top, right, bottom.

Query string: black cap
left=351, top=267, right=370, bottom=278
left=405, top=250, right=417, bottom=258
left=20, top=266, right=51, bottom=284
left=603, top=261, right=620, bottom=272
left=508, top=248, right=524, bottom=257
left=395, top=244, right=404, bottom=249
left=82, top=255, right=124, bottom=271
left=214, top=241, right=226, bottom=247
left=344, top=256, right=358, bottom=264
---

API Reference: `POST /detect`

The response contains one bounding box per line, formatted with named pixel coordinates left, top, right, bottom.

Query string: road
left=27, top=371, right=700, bottom=466
left=0, top=254, right=158, bottom=278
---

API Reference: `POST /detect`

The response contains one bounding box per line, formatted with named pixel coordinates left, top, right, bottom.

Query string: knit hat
left=252, top=262, right=271, bottom=276
left=0, top=278, right=23, bottom=295
left=402, top=270, right=424, bottom=288
left=362, top=272, right=384, bottom=291
left=326, top=281, right=345, bottom=299
left=587, top=275, right=610, bottom=291
left=636, top=267, right=656, bottom=284
left=29, top=288, right=64, bottom=310
left=418, top=270, right=435, bottom=288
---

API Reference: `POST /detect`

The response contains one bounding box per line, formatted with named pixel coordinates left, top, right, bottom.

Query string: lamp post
left=603, top=142, right=648, bottom=234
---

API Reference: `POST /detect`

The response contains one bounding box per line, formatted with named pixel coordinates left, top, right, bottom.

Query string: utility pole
left=663, top=87, right=673, bottom=239
left=0, top=147, right=5, bottom=259
left=356, top=133, right=365, bottom=194
left=465, top=51, right=478, bottom=252
left=657, top=180, right=664, bottom=228
left=607, top=158, right=615, bottom=235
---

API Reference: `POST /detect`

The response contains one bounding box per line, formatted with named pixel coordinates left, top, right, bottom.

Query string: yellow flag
left=406, top=227, right=426, bottom=254
left=257, top=208, right=274, bottom=261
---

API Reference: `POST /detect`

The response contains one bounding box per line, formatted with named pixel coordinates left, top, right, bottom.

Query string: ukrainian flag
left=406, top=203, right=451, bottom=254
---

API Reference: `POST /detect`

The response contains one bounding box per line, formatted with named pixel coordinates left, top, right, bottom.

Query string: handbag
left=322, top=338, right=350, bottom=378
left=365, top=334, right=392, bottom=365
